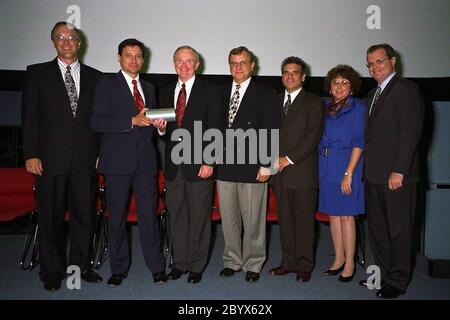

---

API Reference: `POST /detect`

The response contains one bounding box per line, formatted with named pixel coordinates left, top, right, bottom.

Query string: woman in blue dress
left=318, top=65, right=365, bottom=282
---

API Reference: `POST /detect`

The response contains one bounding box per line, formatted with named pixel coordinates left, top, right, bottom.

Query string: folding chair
left=0, top=167, right=39, bottom=270
left=91, top=171, right=171, bottom=269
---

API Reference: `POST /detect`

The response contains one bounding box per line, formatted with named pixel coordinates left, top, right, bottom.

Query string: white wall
left=1, top=0, right=449, bottom=77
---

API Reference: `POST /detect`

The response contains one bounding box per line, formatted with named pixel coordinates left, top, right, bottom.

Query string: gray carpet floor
left=0, top=223, right=449, bottom=300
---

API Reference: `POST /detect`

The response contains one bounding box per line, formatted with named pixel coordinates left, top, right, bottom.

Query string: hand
left=25, top=158, right=43, bottom=176
left=388, top=172, right=404, bottom=190
left=152, top=118, right=167, bottom=132
left=198, top=165, right=213, bottom=179
left=256, top=173, right=270, bottom=182
left=132, top=108, right=152, bottom=127
left=277, top=156, right=291, bottom=172
left=341, top=176, right=352, bottom=195
left=256, top=167, right=271, bottom=182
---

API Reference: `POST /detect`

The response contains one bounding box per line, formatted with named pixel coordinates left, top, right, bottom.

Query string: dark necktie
left=175, top=83, right=186, bottom=127
left=228, top=84, right=241, bottom=127
left=283, top=94, right=292, bottom=115
left=132, top=79, right=145, bottom=113
left=64, top=65, right=78, bottom=117
left=368, top=86, right=381, bottom=116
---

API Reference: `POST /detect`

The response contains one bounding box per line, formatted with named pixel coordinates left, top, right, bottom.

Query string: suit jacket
left=91, top=72, right=158, bottom=176
left=160, top=77, right=222, bottom=182
left=216, top=79, right=280, bottom=183
left=22, top=58, right=102, bottom=175
left=364, top=74, right=424, bottom=184
left=271, top=89, right=325, bottom=189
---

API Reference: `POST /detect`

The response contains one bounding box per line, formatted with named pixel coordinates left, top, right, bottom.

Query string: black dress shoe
left=153, top=272, right=168, bottom=284
left=359, top=279, right=386, bottom=288
left=168, top=268, right=187, bottom=280
left=81, top=269, right=103, bottom=283
left=323, top=264, right=344, bottom=276
left=43, top=273, right=62, bottom=291
left=296, top=271, right=312, bottom=282
left=220, top=268, right=240, bottom=277
left=187, top=272, right=202, bottom=284
left=107, top=274, right=126, bottom=286
left=376, top=284, right=405, bottom=299
left=245, top=271, right=259, bottom=282
left=338, top=272, right=354, bottom=283
left=269, top=266, right=291, bottom=276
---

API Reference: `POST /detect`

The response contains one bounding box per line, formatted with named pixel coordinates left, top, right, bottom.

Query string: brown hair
left=324, top=64, right=361, bottom=94
left=228, top=46, right=255, bottom=63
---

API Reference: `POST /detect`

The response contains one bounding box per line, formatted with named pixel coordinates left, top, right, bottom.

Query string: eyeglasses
left=331, top=79, right=351, bottom=86
left=366, top=57, right=390, bottom=68
left=229, top=61, right=251, bottom=68
left=53, top=34, right=79, bottom=42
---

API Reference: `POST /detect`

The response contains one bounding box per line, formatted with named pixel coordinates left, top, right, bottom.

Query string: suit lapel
left=75, top=64, right=89, bottom=122
left=368, top=74, right=398, bottom=124
left=232, top=79, right=255, bottom=126
left=289, top=89, right=306, bottom=114
left=117, top=71, right=137, bottom=115
left=278, top=93, right=284, bottom=111
left=165, top=82, right=178, bottom=132
left=50, top=59, right=74, bottom=119
left=183, top=77, right=201, bottom=123
left=141, top=79, right=151, bottom=108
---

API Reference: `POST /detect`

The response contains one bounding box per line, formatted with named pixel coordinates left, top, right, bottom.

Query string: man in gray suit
left=216, top=46, right=280, bottom=283
left=269, top=56, right=325, bottom=282
left=159, top=46, right=222, bottom=284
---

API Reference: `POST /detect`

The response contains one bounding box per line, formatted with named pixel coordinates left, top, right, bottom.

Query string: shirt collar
left=177, top=75, right=196, bottom=89
left=285, top=87, right=302, bottom=101
left=379, top=72, right=396, bottom=91
left=121, top=70, right=139, bottom=84
left=233, top=77, right=251, bottom=90
left=57, top=58, right=79, bottom=72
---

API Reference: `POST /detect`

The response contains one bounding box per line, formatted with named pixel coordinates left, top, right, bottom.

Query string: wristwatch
left=344, top=172, right=352, bottom=177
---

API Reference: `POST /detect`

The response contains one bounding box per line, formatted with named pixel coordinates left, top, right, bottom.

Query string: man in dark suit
left=159, top=46, right=221, bottom=284
left=22, top=21, right=103, bottom=291
left=360, top=43, right=424, bottom=299
left=216, top=46, right=280, bottom=283
left=91, top=38, right=168, bottom=286
left=269, top=57, right=325, bottom=282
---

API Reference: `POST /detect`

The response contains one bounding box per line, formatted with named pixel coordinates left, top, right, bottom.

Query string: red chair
left=314, top=211, right=366, bottom=268
left=0, top=167, right=39, bottom=270
left=91, top=171, right=170, bottom=269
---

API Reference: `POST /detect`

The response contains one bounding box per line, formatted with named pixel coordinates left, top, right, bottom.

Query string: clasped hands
left=132, top=108, right=167, bottom=131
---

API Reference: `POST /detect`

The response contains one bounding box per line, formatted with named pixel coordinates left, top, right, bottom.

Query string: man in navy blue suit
left=91, top=38, right=168, bottom=286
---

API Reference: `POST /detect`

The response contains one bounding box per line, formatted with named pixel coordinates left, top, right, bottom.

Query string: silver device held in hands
left=144, top=108, right=176, bottom=122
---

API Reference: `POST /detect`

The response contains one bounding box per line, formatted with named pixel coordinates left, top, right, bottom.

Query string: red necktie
left=132, top=79, right=145, bottom=112
left=175, top=83, right=186, bottom=127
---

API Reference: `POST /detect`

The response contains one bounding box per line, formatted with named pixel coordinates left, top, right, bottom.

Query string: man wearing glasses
left=22, top=21, right=103, bottom=291
left=361, top=43, right=424, bottom=299
left=216, top=46, right=280, bottom=283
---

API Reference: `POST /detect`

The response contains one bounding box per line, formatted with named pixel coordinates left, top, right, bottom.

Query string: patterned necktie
left=283, top=94, right=292, bottom=115
left=132, top=79, right=145, bottom=113
left=368, top=86, right=381, bottom=116
left=228, top=84, right=241, bottom=127
left=175, top=83, right=186, bottom=127
left=64, top=65, right=78, bottom=117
